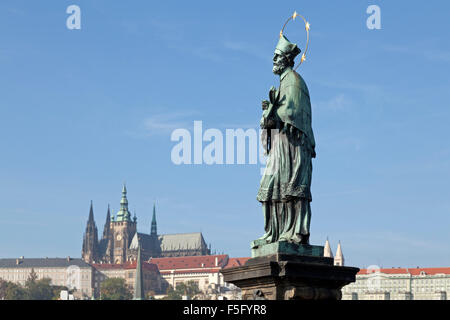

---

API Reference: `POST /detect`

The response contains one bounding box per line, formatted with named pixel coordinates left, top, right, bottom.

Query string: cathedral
left=82, top=185, right=211, bottom=264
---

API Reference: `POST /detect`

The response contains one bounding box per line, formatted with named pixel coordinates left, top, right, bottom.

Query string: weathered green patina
left=256, top=35, right=316, bottom=249
left=251, top=240, right=323, bottom=258
left=115, top=184, right=132, bottom=222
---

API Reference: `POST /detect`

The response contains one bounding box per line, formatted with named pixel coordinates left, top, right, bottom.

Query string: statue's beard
left=272, top=62, right=288, bottom=75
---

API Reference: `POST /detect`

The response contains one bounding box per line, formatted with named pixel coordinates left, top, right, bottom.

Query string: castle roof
left=158, top=232, right=207, bottom=252
left=0, top=257, right=91, bottom=269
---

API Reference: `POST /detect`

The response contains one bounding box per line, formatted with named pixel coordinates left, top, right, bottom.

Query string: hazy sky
left=0, top=1, right=449, bottom=268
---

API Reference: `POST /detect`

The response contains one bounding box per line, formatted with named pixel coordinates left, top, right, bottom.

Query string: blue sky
left=0, top=0, right=449, bottom=268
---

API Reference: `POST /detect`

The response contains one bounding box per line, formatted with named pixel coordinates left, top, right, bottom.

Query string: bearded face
left=272, top=53, right=289, bottom=75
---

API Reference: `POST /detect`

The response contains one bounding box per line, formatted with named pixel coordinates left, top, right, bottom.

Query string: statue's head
left=273, top=35, right=301, bottom=75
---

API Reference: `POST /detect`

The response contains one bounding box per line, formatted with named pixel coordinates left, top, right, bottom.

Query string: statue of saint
left=257, top=35, right=316, bottom=245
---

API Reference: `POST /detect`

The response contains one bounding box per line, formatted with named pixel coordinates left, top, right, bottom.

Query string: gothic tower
left=102, top=205, right=111, bottom=239
left=151, top=203, right=157, bottom=236
left=110, top=184, right=137, bottom=264
left=334, top=241, right=345, bottom=266
left=99, top=205, right=113, bottom=264
left=82, top=201, right=99, bottom=263
left=324, top=238, right=334, bottom=258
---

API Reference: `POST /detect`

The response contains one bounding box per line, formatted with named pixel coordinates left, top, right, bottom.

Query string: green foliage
left=0, top=276, right=63, bottom=300
left=0, top=268, right=70, bottom=300
left=163, top=281, right=201, bottom=300
left=100, top=278, right=132, bottom=300
left=25, top=276, right=55, bottom=300
left=163, top=285, right=182, bottom=300
left=0, top=279, right=27, bottom=300
left=25, top=268, right=38, bottom=287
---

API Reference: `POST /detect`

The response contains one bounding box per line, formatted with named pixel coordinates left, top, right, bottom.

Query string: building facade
left=342, top=267, right=450, bottom=300
left=151, top=255, right=250, bottom=299
left=82, top=185, right=211, bottom=264
left=151, top=254, right=228, bottom=293
left=92, top=260, right=162, bottom=298
left=0, top=257, right=95, bottom=298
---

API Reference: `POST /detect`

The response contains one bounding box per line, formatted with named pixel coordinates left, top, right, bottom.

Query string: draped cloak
left=257, top=67, right=316, bottom=203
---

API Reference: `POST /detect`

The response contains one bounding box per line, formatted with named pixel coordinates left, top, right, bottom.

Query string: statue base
left=251, top=239, right=324, bottom=258
left=221, top=242, right=359, bottom=300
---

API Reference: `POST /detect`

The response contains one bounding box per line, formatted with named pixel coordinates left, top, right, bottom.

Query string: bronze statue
left=257, top=34, right=316, bottom=245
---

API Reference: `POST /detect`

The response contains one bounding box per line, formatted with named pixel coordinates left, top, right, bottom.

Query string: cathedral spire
left=88, top=200, right=94, bottom=223
left=151, top=203, right=157, bottom=236
left=324, top=237, right=333, bottom=258
left=116, top=183, right=131, bottom=222
left=102, top=205, right=111, bottom=239
left=82, top=201, right=99, bottom=263
left=133, top=243, right=144, bottom=300
left=334, top=241, right=344, bottom=266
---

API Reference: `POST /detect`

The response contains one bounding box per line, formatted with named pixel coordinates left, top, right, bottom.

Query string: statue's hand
left=261, top=100, right=270, bottom=110
left=260, top=115, right=276, bottom=129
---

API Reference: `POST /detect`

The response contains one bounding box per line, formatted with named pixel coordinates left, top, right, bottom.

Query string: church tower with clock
left=83, top=184, right=137, bottom=264
left=109, top=184, right=137, bottom=264
left=82, top=184, right=212, bottom=264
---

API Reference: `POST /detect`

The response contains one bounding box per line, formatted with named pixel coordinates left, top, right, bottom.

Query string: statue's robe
left=257, top=67, right=315, bottom=243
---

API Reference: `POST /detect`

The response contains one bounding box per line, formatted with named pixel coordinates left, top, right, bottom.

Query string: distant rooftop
left=92, top=261, right=159, bottom=273
left=223, top=257, right=250, bottom=269
left=150, top=254, right=228, bottom=270
left=358, top=267, right=450, bottom=276
left=0, top=257, right=91, bottom=268
left=158, top=232, right=207, bottom=251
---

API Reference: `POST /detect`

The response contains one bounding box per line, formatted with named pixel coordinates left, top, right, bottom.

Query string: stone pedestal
left=221, top=242, right=359, bottom=300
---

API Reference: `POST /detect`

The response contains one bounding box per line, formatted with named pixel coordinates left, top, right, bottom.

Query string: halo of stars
left=280, top=11, right=310, bottom=70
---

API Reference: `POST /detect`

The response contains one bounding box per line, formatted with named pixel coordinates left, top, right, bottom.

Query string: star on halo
left=301, top=54, right=306, bottom=63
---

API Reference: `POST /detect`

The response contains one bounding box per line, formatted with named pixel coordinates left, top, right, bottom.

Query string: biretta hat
left=274, top=35, right=301, bottom=57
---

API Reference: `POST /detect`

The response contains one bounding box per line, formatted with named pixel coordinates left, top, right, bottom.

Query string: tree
left=25, top=278, right=55, bottom=300
left=0, top=280, right=26, bottom=300
left=25, top=268, right=38, bottom=287
left=100, top=278, right=132, bottom=300
left=163, top=281, right=201, bottom=300
left=177, top=281, right=201, bottom=298
left=0, top=274, right=68, bottom=300
left=0, top=279, right=8, bottom=299
left=164, top=285, right=182, bottom=300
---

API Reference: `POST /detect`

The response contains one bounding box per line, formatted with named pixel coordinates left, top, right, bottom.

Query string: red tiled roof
left=150, top=254, right=228, bottom=270
left=160, top=268, right=221, bottom=275
left=409, top=268, right=450, bottom=276
left=358, top=267, right=450, bottom=276
left=224, top=257, right=250, bottom=269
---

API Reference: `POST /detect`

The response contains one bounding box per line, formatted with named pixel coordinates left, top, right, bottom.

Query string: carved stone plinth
left=221, top=253, right=359, bottom=300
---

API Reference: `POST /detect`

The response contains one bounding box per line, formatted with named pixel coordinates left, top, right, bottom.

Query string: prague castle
left=82, top=185, right=211, bottom=264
